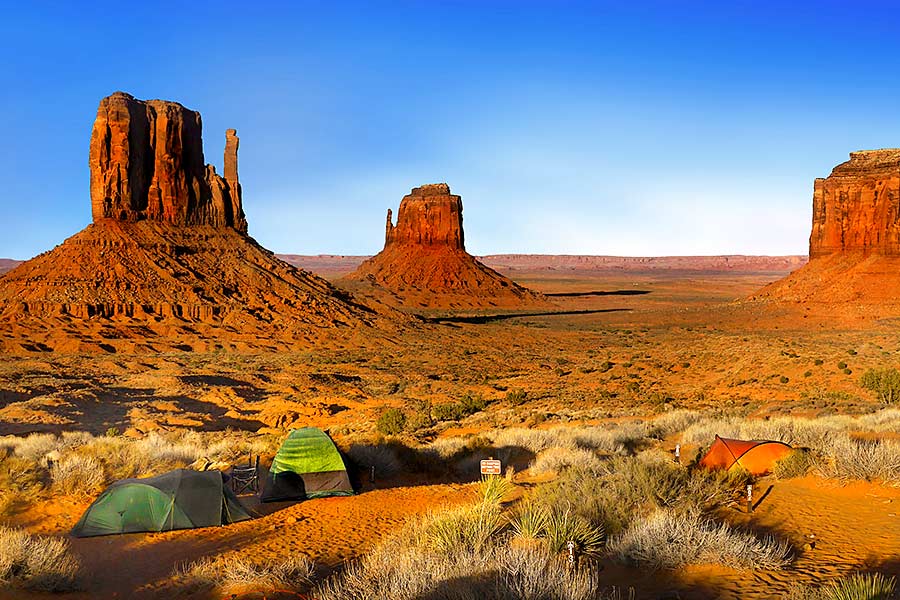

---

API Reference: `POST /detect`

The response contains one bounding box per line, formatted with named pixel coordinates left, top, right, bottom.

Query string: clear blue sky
left=3, top=1, right=900, bottom=259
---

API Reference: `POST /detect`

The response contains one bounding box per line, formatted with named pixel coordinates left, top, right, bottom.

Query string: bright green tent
left=71, top=469, right=251, bottom=537
left=261, top=427, right=354, bottom=502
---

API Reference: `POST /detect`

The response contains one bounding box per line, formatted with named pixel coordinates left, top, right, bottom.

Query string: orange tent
left=699, top=435, right=794, bottom=476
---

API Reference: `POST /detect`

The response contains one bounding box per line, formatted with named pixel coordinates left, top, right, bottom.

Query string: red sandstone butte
left=385, top=184, right=465, bottom=249
left=809, top=149, right=900, bottom=258
left=344, top=184, right=545, bottom=309
left=0, top=92, right=393, bottom=353
left=758, top=149, right=900, bottom=305
left=89, top=91, right=247, bottom=232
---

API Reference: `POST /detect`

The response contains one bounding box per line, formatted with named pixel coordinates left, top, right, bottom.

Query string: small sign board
left=480, top=459, right=502, bottom=475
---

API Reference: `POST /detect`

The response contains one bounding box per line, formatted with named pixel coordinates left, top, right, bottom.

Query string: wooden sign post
left=480, top=457, right=502, bottom=476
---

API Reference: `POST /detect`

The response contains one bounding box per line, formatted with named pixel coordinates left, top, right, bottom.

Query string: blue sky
left=2, top=1, right=900, bottom=259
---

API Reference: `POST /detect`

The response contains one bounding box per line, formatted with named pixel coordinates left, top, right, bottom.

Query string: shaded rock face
left=89, top=92, right=247, bottom=232
left=809, top=149, right=900, bottom=258
left=384, top=183, right=464, bottom=250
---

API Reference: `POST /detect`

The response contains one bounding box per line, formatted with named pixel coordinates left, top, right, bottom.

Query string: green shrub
left=459, top=393, right=488, bottom=414
left=814, top=359, right=824, bottom=366
left=432, top=402, right=464, bottom=421
left=774, top=448, right=813, bottom=479
left=506, top=390, right=528, bottom=406
left=376, top=409, right=406, bottom=436
left=405, top=410, right=433, bottom=433
left=838, top=361, right=848, bottom=370
left=860, top=368, right=900, bottom=404
left=780, top=376, right=790, bottom=384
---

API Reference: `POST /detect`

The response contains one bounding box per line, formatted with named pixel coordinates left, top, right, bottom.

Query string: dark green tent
left=261, top=427, right=354, bottom=502
left=71, top=469, right=251, bottom=537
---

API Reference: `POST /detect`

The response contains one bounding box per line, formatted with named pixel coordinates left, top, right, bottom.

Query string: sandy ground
left=2, top=267, right=900, bottom=598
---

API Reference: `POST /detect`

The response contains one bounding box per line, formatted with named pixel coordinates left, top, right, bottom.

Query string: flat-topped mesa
left=89, top=91, right=247, bottom=232
left=384, top=183, right=465, bottom=250
left=809, top=149, right=900, bottom=258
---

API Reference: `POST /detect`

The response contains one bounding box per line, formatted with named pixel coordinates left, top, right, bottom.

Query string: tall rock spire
left=89, top=91, right=246, bottom=231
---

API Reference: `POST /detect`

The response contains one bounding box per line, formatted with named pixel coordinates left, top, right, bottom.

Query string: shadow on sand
left=426, top=308, right=631, bottom=324
left=545, top=289, right=651, bottom=298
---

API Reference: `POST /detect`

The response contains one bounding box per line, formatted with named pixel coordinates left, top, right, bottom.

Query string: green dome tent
left=261, top=427, right=354, bottom=502
left=71, top=469, right=251, bottom=537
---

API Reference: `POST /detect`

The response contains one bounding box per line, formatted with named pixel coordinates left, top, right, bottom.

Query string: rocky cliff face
left=809, top=149, right=900, bottom=258
left=89, top=92, right=247, bottom=232
left=384, top=183, right=465, bottom=250
left=758, top=148, right=900, bottom=306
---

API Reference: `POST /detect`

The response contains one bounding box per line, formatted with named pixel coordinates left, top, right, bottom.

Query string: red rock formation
left=344, top=184, right=545, bottom=309
left=759, top=149, right=900, bottom=305
left=89, top=92, right=246, bottom=232
left=0, top=92, right=396, bottom=353
left=385, top=184, right=465, bottom=249
left=809, top=149, right=900, bottom=258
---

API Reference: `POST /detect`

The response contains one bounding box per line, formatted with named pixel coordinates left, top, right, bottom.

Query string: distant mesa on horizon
left=759, top=148, right=900, bottom=305
left=342, top=183, right=547, bottom=309
left=0, top=91, right=390, bottom=353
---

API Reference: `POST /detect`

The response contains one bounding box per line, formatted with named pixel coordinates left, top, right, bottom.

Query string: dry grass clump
left=648, top=409, right=702, bottom=438
left=50, top=454, right=105, bottom=496
left=530, top=446, right=603, bottom=475
left=529, top=453, right=745, bottom=536
left=0, top=526, right=81, bottom=591
left=0, top=452, right=46, bottom=516
left=680, top=409, right=900, bottom=450
left=608, top=509, right=792, bottom=570
left=819, top=436, right=900, bottom=485
left=317, top=541, right=604, bottom=600
left=175, top=554, right=315, bottom=595
left=487, top=423, right=648, bottom=456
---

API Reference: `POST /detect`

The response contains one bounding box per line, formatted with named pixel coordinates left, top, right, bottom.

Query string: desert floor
left=1, top=267, right=899, bottom=598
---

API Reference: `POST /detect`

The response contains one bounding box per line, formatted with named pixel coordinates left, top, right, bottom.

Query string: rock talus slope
left=0, top=92, right=396, bottom=353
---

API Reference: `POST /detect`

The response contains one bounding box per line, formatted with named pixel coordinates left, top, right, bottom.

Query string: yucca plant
left=509, top=502, right=549, bottom=540
left=477, top=473, right=514, bottom=506
left=544, top=508, right=605, bottom=557
left=828, top=573, right=896, bottom=600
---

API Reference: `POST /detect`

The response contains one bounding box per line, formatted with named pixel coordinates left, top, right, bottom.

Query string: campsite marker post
left=674, top=444, right=681, bottom=463
left=480, top=457, right=502, bottom=476
left=566, top=540, right=576, bottom=571
left=370, top=465, right=376, bottom=484
left=746, top=484, right=753, bottom=513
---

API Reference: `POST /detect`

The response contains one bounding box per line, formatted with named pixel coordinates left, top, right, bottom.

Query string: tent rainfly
left=261, top=427, right=354, bottom=502
left=699, top=435, right=794, bottom=476
left=71, top=469, right=251, bottom=537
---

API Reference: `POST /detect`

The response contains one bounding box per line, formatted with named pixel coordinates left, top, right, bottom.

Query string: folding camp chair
left=230, top=454, right=260, bottom=494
